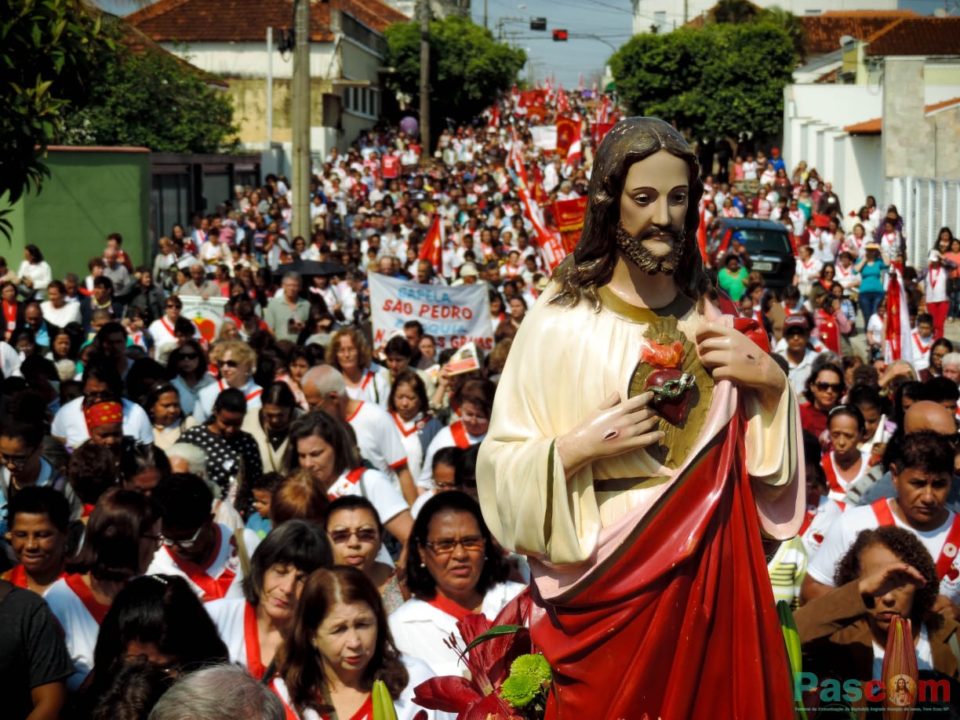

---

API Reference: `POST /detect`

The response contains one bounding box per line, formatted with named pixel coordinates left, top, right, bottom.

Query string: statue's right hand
left=556, top=391, right=664, bottom=476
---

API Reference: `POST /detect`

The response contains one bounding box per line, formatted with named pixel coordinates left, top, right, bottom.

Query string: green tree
left=62, top=21, right=237, bottom=153
left=384, top=16, right=525, bottom=132
left=610, top=18, right=797, bottom=142
left=0, top=0, right=108, bottom=236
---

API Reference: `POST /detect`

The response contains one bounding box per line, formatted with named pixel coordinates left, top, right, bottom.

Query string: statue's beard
left=616, top=222, right=685, bottom=275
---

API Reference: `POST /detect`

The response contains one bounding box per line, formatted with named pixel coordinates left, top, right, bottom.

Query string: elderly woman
left=206, top=520, right=331, bottom=680
left=388, top=491, right=524, bottom=677
left=193, top=339, right=262, bottom=423
left=326, top=327, right=391, bottom=407
left=270, top=567, right=440, bottom=719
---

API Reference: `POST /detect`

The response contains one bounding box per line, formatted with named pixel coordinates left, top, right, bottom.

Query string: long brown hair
left=276, top=567, right=408, bottom=714
left=551, top=117, right=709, bottom=310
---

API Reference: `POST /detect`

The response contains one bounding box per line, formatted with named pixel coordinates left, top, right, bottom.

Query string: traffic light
left=552, top=29, right=568, bottom=41
left=530, top=17, right=547, bottom=31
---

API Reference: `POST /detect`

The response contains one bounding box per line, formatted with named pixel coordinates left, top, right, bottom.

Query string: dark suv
left=706, top=218, right=796, bottom=290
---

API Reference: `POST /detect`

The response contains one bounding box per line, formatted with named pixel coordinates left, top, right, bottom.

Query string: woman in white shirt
left=389, top=492, right=525, bottom=677
left=387, top=370, right=431, bottom=482
left=207, top=520, right=331, bottom=681
left=18, top=244, right=52, bottom=299
left=270, top=566, right=442, bottom=720
left=40, top=280, right=81, bottom=329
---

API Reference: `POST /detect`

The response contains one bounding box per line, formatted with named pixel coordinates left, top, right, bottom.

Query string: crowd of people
left=3, top=83, right=960, bottom=718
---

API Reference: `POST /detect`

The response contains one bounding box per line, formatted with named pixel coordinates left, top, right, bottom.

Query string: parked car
left=706, top=218, right=796, bottom=290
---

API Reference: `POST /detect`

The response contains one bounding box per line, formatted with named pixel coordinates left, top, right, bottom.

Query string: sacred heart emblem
left=812, top=533, right=824, bottom=544
left=948, top=565, right=959, bottom=582
left=645, top=368, right=696, bottom=425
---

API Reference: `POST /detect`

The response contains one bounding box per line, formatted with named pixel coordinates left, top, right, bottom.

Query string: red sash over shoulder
left=532, top=412, right=794, bottom=720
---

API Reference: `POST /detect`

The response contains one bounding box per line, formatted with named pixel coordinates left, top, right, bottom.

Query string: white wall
left=160, top=41, right=335, bottom=79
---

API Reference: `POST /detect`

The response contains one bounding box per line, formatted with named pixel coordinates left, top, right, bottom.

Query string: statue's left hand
left=695, top=321, right=786, bottom=411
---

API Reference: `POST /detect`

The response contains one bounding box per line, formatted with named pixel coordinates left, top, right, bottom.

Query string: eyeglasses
left=219, top=359, right=240, bottom=369
left=161, top=525, right=204, bottom=550
left=814, top=382, right=843, bottom=393
left=178, top=353, right=199, bottom=361
left=0, top=449, right=35, bottom=468
left=329, top=528, right=379, bottom=544
left=425, top=536, right=485, bottom=555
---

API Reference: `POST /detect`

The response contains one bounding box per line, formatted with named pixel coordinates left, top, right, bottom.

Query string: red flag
left=419, top=214, right=443, bottom=272
left=884, top=264, right=914, bottom=363
left=492, top=103, right=503, bottom=128
left=565, top=117, right=582, bottom=168
left=531, top=163, right=549, bottom=205
left=557, top=88, right=570, bottom=115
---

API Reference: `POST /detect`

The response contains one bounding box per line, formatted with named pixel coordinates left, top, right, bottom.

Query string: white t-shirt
left=807, top=500, right=960, bottom=602
left=52, top=396, right=154, bottom=449
left=801, top=495, right=846, bottom=559
left=911, top=330, right=934, bottom=373
left=206, top=598, right=268, bottom=677
left=148, top=317, right=179, bottom=360
left=346, top=366, right=392, bottom=408
left=269, top=655, right=443, bottom=720
left=146, top=523, right=260, bottom=602
left=867, top=313, right=885, bottom=347
left=193, top=378, right=263, bottom=423
left=925, top=265, right=949, bottom=303
left=389, top=582, right=526, bottom=677
left=40, top=301, right=81, bottom=329
left=417, top=422, right=485, bottom=490
left=326, top=468, right=408, bottom=527
left=347, top=401, right=409, bottom=477
left=391, top=413, right=426, bottom=482
left=44, top=574, right=107, bottom=691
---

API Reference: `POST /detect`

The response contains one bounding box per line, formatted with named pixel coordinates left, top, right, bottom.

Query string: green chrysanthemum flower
left=510, top=653, right=552, bottom=685
left=500, top=672, right=541, bottom=708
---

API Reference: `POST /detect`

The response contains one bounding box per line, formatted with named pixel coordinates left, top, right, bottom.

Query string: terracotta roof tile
left=128, top=0, right=404, bottom=43
left=865, top=17, right=960, bottom=56
left=842, top=98, right=960, bottom=134
left=926, top=96, right=960, bottom=114
left=843, top=118, right=881, bottom=134
left=799, top=11, right=916, bottom=56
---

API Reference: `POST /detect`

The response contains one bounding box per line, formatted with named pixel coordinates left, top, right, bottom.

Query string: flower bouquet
left=412, top=590, right=552, bottom=720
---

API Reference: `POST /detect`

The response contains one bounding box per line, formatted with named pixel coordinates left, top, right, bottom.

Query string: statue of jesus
left=477, top=117, right=805, bottom=719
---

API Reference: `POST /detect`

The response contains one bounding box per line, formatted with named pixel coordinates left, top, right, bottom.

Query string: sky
left=467, top=0, right=633, bottom=87
left=97, top=0, right=954, bottom=88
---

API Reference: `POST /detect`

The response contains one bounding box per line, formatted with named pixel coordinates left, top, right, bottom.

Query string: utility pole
left=484, top=0, right=488, bottom=29
left=419, top=0, right=430, bottom=157
left=291, top=0, right=311, bottom=241
left=683, top=0, right=689, bottom=24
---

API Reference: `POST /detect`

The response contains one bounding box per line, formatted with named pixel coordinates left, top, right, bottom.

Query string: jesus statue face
left=616, top=150, right=690, bottom=275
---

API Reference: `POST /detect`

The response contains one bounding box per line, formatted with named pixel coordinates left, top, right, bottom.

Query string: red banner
left=518, top=89, right=547, bottom=108
left=553, top=197, right=587, bottom=224
left=556, top=115, right=578, bottom=157
left=592, top=121, right=615, bottom=146
left=553, top=197, right=587, bottom=254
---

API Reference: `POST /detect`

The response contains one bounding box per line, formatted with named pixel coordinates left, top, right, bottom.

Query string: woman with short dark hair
left=166, top=339, right=214, bottom=418
left=79, top=574, right=228, bottom=715
left=389, top=491, right=522, bottom=677
left=206, top=520, right=331, bottom=680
